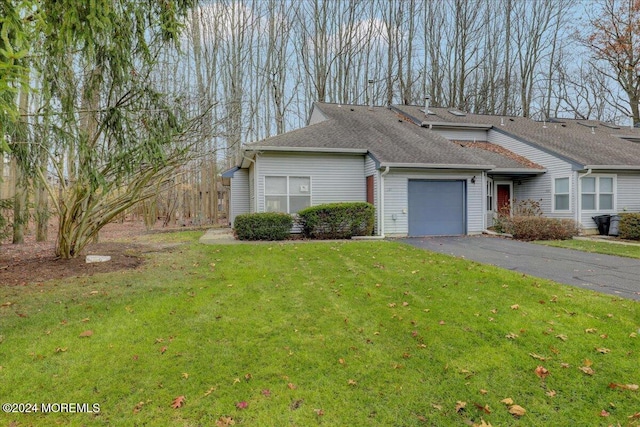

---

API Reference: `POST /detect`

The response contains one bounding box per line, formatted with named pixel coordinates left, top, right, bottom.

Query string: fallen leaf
left=608, top=383, right=639, bottom=391
left=182, top=373, right=189, bottom=379
left=579, top=366, right=595, bottom=375
left=439, top=320, right=446, bottom=325
left=204, top=387, right=215, bottom=396
left=479, top=389, right=488, bottom=395
left=473, top=403, right=491, bottom=414
left=509, top=404, right=526, bottom=417
left=402, top=302, right=409, bottom=306
left=546, top=390, right=557, bottom=397
left=490, top=308, right=498, bottom=314
left=584, top=358, right=593, bottom=367
left=347, top=379, right=357, bottom=386
left=529, top=353, right=547, bottom=361
left=215, top=416, right=235, bottom=426
left=505, top=332, right=518, bottom=339
left=287, top=382, right=297, bottom=390
left=510, top=304, right=520, bottom=310
left=133, top=401, right=144, bottom=414
left=432, top=403, right=443, bottom=411
left=629, top=412, right=640, bottom=419
left=535, top=366, right=549, bottom=379
left=555, top=334, right=567, bottom=341
left=314, top=408, right=325, bottom=416
left=455, top=401, right=466, bottom=413
left=244, top=373, right=252, bottom=381
left=171, top=395, right=185, bottom=409
left=261, top=389, right=271, bottom=397
left=595, top=347, right=610, bottom=354
left=79, top=330, right=93, bottom=338
left=338, top=358, right=345, bottom=365
left=560, top=362, right=570, bottom=368
left=160, top=346, right=167, bottom=354
left=235, top=401, right=248, bottom=410
left=500, top=398, right=514, bottom=405
left=599, top=409, right=610, bottom=417
left=473, top=419, right=492, bottom=427
left=585, top=328, right=597, bottom=334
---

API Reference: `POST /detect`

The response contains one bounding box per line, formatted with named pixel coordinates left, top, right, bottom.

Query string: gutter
left=582, top=165, right=640, bottom=171
left=420, top=121, right=493, bottom=130
left=380, top=162, right=495, bottom=170
left=245, top=146, right=368, bottom=154
left=379, top=166, right=390, bottom=237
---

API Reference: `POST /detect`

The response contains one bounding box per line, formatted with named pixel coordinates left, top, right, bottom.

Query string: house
left=223, top=102, right=640, bottom=237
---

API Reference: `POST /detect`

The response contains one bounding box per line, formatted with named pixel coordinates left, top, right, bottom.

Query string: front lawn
left=1, top=236, right=639, bottom=426
left=538, top=239, right=640, bottom=259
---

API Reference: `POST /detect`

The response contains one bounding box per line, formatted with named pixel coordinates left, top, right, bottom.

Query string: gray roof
left=394, top=105, right=640, bottom=169
left=244, top=103, right=541, bottom=170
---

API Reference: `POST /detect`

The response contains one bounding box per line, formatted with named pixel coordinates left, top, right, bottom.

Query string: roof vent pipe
left=424, top=96, right=430, bottom=117
left=368, top=79, right=374, bottom=110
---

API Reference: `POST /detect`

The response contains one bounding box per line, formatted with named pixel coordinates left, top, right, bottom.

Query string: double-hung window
left=554, top=177, right=570, bottom=211
left=581, top=176, right=614, bottom=210
left=265, top=176, right=311, bottom=214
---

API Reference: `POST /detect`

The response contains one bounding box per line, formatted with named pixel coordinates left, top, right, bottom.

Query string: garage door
left=408, top=180, right=466, bottom=236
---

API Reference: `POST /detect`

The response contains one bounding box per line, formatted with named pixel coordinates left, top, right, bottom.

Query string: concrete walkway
left=399, top=236, right=640, bottom=301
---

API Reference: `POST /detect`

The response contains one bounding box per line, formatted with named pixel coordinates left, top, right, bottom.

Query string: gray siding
left=256, top=153, right=366, bottom=212
left=618, top=173, right=640, bottom=213
left=488, top=129, right=575, bottom=219
left=432, top=128, right=487, bottom=141
left=579, top=172, right=640, bottom=230
left=383, top=169, right=484, bottom=236
left=365, top=155, right=380, bottom=234
left=230, top=168, right=250, bottom=225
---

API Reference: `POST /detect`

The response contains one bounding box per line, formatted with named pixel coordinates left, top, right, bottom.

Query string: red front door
left=496, top=184, right=511, bottom=215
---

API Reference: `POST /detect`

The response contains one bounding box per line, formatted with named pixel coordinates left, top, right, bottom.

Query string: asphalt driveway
left=399, top=236, right=640, bottom=301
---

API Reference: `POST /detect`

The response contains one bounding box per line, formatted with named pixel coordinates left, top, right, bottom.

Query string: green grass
left=1, top=236, right=639, bottom=426
left=538, top=239, right=640, bottom=259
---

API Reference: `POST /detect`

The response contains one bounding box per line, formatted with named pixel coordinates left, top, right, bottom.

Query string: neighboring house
left=223, top=102, right=640, bottom=237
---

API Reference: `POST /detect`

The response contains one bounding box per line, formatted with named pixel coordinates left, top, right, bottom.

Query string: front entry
left=496, top=184, right=511, bottom=215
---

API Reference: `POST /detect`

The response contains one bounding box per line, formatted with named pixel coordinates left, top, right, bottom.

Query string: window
left=486, top=179, right=494, bottom=212
left=581, top=176, right=614, bottom=211
left=554, top=177, right=570, bottom=211
left=265, top=176, right=310, bottom=214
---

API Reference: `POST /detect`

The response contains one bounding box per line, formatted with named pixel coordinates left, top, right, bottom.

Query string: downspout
left=379, top=166, right=390, bottom=237
left=577, top=168, right=592, bottom=230
left=243, top=154, right=257, bottom=213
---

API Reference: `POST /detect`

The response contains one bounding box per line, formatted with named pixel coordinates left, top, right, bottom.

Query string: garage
left=408, top=180, right=466, bottom=236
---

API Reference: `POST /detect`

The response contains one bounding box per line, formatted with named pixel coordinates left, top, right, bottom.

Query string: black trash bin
left=592, top=214, right=611, bottom=235
left=609, top=214, right=621, bottom=236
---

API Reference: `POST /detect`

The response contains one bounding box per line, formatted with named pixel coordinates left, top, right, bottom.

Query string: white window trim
left=486, top=177, right=494, bottom=212
left=580, top=174, right=616, bottom=212
left=552, top=176, right=571, bottom=212
left=264, top=175, right=312, bottom=214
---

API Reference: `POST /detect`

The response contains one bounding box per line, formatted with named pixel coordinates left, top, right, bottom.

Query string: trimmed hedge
left=297, top=202, right=374, bottom=239
left=503, top=216, right=580, bottom=241
left=234, top=212, right=293, bottom=241
left=619, top=213, right=640, bottom=240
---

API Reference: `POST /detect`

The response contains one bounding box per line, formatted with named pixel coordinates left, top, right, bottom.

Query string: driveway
left=399, top=236, right=640, bottom=301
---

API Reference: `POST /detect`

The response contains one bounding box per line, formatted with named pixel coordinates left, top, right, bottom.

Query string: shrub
left=503, top=216, right=580, bottom=241
left=297, top=202, right=374, bottom=239
left=618, top=213, right=640, bottom=240
left=233, top=212, right=293, bottom=241
left=492, top=198, right=579, bottom=241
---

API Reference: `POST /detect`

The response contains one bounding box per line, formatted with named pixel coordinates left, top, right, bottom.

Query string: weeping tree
left=33, top=0, right=199, bottom=258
